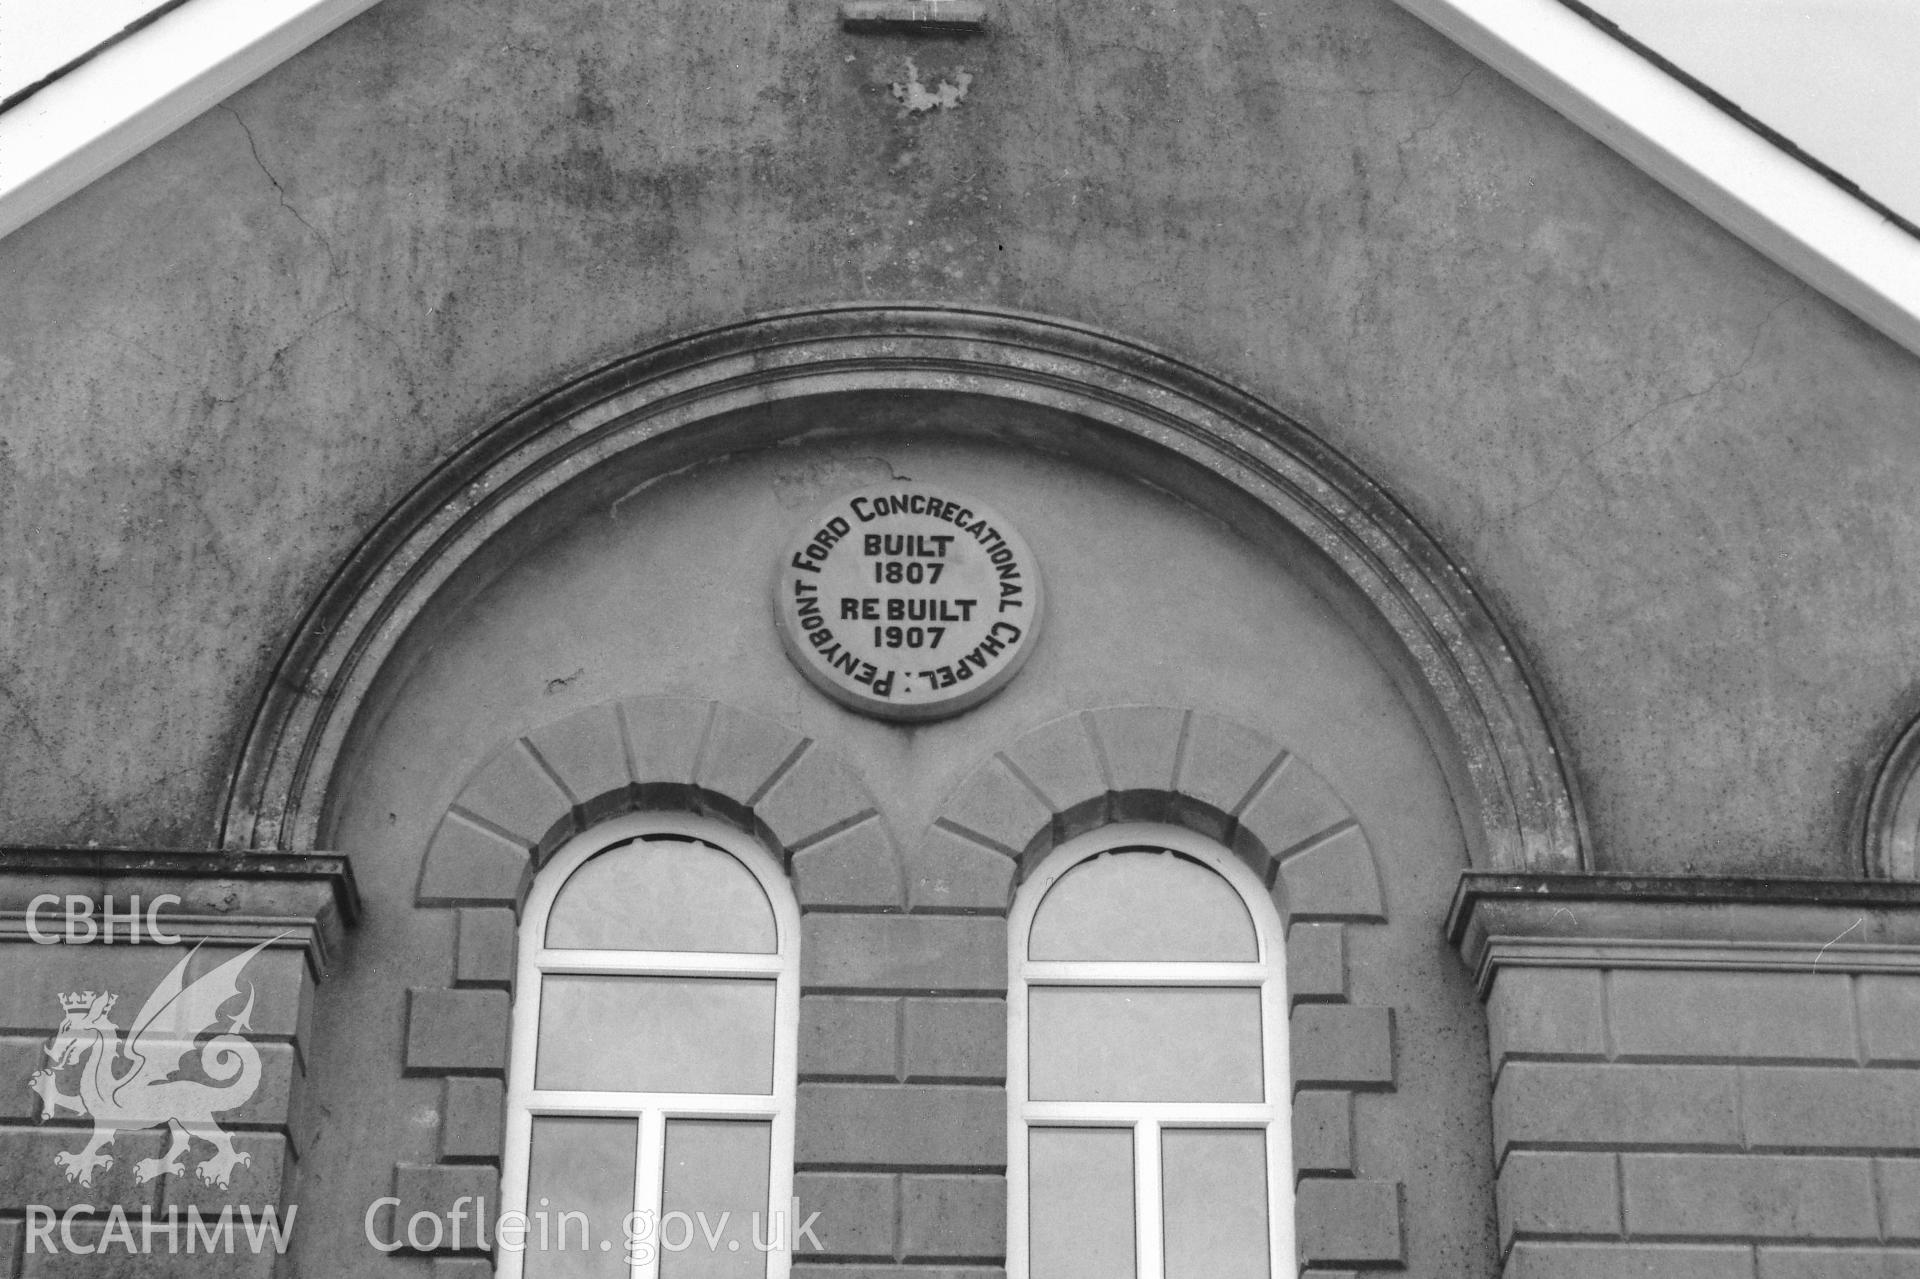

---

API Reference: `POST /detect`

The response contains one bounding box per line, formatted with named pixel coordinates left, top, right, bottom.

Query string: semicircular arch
left=220, top=305, right=1580, bottom=872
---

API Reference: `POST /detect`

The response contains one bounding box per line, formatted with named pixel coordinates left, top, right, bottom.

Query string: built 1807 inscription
left=774, top=485, right=1045, bottom=721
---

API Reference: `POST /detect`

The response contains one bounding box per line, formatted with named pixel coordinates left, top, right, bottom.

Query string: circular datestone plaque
left=775, top=485, right=1045, bottom=721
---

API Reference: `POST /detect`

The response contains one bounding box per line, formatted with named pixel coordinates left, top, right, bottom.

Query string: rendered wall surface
left=8, top=0, right=1920, bottom=1275
left=1, top=0, right=1919, bottom=873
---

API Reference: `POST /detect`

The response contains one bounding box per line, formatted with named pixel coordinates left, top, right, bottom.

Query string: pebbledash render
left=6, top=1, right=1920, bottom=1278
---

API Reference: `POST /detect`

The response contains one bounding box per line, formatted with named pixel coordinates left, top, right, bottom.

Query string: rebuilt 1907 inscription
left=774, top=485, right=1044, bottom=721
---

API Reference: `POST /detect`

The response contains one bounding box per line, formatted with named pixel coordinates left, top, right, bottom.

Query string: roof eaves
left=0, top=0, right=383, bottom=243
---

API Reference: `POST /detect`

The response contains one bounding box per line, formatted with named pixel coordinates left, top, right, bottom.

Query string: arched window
left=500, top=814, right=800, bottom=1279
left=1008, top=824, right=1294, bottom=1279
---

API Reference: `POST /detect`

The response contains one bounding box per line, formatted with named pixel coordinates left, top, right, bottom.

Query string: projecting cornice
left=1449, top=872, right=1920, bottom=995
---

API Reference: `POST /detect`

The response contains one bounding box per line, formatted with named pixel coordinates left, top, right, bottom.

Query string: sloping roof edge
left=0, top=0, right=380, bottom=243
left=1393, top=0, right=1920, bottom=358
left=2, top=0, right=1917, bottom=362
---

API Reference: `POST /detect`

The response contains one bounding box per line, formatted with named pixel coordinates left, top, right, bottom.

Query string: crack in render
left=222, top=105, right=342, bottom=278
left=1398, top=66, right=1481, bottom=154
left=1487, top=294, right=1797, bottom=529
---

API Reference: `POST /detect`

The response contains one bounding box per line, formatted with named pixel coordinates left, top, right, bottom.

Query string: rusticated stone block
left=792, top=818, right=905, bottom=910
left=1741, top=1066, right=1920, bottom=1150
left=458, top=744, right=569, bottom=845
left=1236, top=755, right=1352, bottom=870
left=619, top=696, right=709, bottom=785
left=1487, top=967, right=1605, bottom=1063
left=796, top=1085, right=1004, bottom=1167
left=800, top=995, right=900, bottom=1080
left=999, top=714, right=1103, bottom=812
left=1085, top=706, right=1185, bottom=793
left=440, top=1077, right=505, bottom=1162
left=1610, top=971, right=1855, bottom=1062
left=181, top=942, right=308, bottom=1037
left=526, top=703, right=630, bottom=814
left=405, top=989, right=508, bottom=1076
left=1876, top=1157, right=1920, bottom=1240
left=0, top=1035, right=51, bottom=1119
left=1291, top=1005, right=1394, bottom=1089
left=418, top=813, right=530, bottom=906
left=1494, top=1063, right=1740, bottom=1156
left=0, top=1124, right=167, bottom=1212
left=5, top=1035, right=301, bottom=1128
left=454, top=908, right=515, bottom=989
left=155, top=1133, right=290, bottom=1212
left=907, top=827, right=1015, bottom=913
left=696, top=703, right=806, bottom=806
left=430, top=1261, right=499, bottom=1279
left=1293, top=1090, right=1353, bottom=1176
left=1622, top=1153, right=1875, bottom=1239
left=0, top=944, right=231, bottom=1031
left=1497, top=1151, right=1620, bottom=1251
left=390, top=1164, right=499, bottom=1252
left=793, top=1171, right=896, bottom=1259
left=1287, top=923, right=1347, bottom=1004
left=19, top=1217, right=284, bottom=1278
left=899, top=1173, right=1004, bottom=1260
left=938, top=761, right=1053, bottom=858
left=1504, top=1242, right=1755, bottom=1278
left=803, top=915, right=1005, bottom=992
left=1758, top=1247, right=1920, bottom=1278
left=904, top=998, right=1005, bottom=1082
left=1295, top=1178, right=1402, bottom=1265
left=758, top=746, right=881, bottom=853
left=1857, top=975, right=1920, bottom=1064
left=1276, top=826, right=1383, bottom=922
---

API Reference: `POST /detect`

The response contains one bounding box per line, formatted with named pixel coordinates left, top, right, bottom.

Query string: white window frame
left=1007, top=822, right=1296, bottom=1279
left=498, top=813, right=801, bottom=1279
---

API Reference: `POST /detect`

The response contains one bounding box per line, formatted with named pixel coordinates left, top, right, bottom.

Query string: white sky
left=0, top=0, right=1915, bottom=226
left=1589, top=0, right=1920, bottom=224
left=0, top=0, right=168, bottom=100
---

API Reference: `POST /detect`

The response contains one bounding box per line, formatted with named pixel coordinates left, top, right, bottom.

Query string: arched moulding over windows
left=500, top=813, right=802, bottom=1279
left=923, top=706, right=1385, bottom=922
left=219, top=305, right=1581, bottom=871
left=414, top=695, right=907, bottom=911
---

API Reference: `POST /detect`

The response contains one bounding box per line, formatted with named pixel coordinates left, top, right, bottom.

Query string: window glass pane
left=536, top=975, right=775, bottom=1093
left=1029, top=850, right=1256, bottom=961
left=658, top=1120, right=773, bottom=1279
left=1029, top=986, right=1263, bottom=1102
left=1162, top=1129, right=1269, bottom=1279
left=549, top=839, right=777, bottom=953
left=1029, top=1127, right=1135, bottom=1279
left=524, top=1116, right=636, bottom=1279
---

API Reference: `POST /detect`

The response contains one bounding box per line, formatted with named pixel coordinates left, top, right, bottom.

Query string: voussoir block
left=998, top=713, right=1105, bottom=813
left=939, top=758, right=1054, bottom=858
left=757, top=744, right=883, bottom=853
left=1277, top=826, right=1384, bottom=922
left=1295, top=1178, right=1403, bottom=1265
left=526, top=702, right=630, bottom=813
left=696, top=702, right=807, bottom=807
left=457, top=743, right=571, bottom=846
